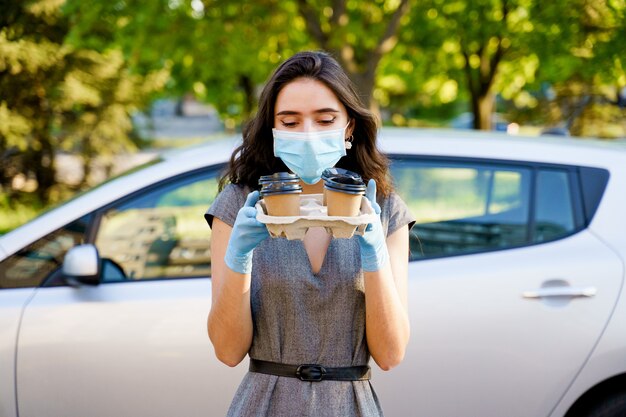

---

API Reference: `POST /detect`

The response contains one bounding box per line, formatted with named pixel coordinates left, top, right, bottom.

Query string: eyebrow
left=276, top=108, right=340, bottom=116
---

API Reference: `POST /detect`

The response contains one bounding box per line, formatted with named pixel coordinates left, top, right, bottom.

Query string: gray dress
left=206, top=184, right=415, bottom=417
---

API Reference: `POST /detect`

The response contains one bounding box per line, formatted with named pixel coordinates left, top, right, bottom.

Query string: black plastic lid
left=259, top=172, right=300, bottom=184
left=324, top=175, right=366, bottom=195
left=260, top=181, right=303, bottom=196
left=321, top=168, right=362, bottom=182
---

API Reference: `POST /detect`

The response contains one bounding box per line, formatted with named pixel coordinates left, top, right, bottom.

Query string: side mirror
left=62, top=244, right=101, bottom=286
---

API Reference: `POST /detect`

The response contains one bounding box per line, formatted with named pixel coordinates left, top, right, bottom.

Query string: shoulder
left=205, top=183, right=252, bottom=228
left=220, top=183, right=250, bottom=201
left=379, top=192, right=408, bottom=215
left=379, top=192, right=416, bottom=236
left=213, top=183, right=251, bottom=212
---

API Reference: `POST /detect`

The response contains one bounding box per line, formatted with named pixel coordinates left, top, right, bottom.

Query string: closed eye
left=319, top=117, right=336, bottom=125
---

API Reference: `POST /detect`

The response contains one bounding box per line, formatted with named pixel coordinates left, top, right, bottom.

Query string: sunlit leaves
left=0, top=102, right=31, bottom=150
left=0, top=30, right=66, bottom=74
left=496, top=55, right=539, bottom=102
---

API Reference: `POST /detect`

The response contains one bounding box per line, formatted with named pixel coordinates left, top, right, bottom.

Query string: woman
left=205, top=50, right=414, bottom=417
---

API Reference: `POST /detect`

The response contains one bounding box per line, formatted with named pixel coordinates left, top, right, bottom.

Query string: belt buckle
left=296, top=364, right=326, bottom=382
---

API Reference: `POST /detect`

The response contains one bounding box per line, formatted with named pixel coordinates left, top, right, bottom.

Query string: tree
left=529, top=0, right=626, bottom=137
left=296, top=0, right=412, bottom=107
left=395, top=0, right=625, bottom=132
left=63, top=0, right=312, bottom=127
left=180, top=0, right=311, bottom=125
left=0, top=0, right=70, bottom=200
left=56, top=49, right=167, bottom=185
left=60, top=0, right=414, bottom=124
left=399, top=0, right=542, bottom=130
left=0, top=0, right=166, bottom=202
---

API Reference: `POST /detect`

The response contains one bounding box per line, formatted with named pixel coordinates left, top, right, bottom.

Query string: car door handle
left=522, top=286, right=597, bottom=299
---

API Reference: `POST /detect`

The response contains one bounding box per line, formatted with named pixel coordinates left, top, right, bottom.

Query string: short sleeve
left=204, top=184, right=249, bottom=229
left=380, top=192, right=416, bottom=237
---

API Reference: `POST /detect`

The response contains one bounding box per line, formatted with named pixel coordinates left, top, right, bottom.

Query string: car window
left=95, top=171, right=219, bottom=281
left=391, top=158, right=585, bottom=260
left=391, top=159, right=532, bottom=260
left=0, top=214, right=92, bottom=289
left=534, top=169, right=576, bottom=242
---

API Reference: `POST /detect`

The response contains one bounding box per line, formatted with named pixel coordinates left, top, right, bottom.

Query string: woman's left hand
left=357, top=179, right=390, bottom=272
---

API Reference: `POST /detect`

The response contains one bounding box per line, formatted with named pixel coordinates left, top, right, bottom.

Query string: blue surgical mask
left=273, top=125, right=348, bottom=184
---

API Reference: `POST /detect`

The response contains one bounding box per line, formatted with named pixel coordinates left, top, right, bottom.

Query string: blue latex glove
left=224, top=191, right=269, bottom=274
left=357, top=179, right=390, bottom=272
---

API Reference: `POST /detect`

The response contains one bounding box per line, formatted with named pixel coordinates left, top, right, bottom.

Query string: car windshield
left=24, top=157, right=163, bottom=224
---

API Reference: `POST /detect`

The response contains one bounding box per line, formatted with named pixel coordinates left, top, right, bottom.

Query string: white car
left=1, top=128, right=625, bottom=417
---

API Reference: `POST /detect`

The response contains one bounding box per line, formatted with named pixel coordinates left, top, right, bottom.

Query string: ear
left=345, top=118, right=355, bottom=138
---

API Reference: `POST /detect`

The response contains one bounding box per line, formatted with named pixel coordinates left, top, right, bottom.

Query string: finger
left=244, top=190, right=260, bottom=208
left=239, top=206, right=259, bottom=219
left=366, top=179, right=377, bottom=203
left=239, top=208, right=269, bottom=232
left=365, top=179, right=382, bottom=215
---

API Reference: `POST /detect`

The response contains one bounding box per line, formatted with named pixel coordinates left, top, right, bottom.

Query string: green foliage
left=0, top=0, right=168, bottom=202
left=0, top=192, right=44, bottom=235
left=61, top=0, right=312, bottom=127
left=169, top=0, right=311, bottom=126
left=385, top=0, right=625, bottom=131
left=292, top=0, right=412, bottom=105
left=0, top=0, right=70, bottom=200
left=2, top=0, right=626, bottom=226
left=388, top=0, right=540, bottom=129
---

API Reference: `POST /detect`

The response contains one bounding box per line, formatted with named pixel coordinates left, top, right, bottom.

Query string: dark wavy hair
left=219, top=50, right=393, bottom=197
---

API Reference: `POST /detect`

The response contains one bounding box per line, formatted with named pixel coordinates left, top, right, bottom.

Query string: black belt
left=249, top=359, right=371, bottom=382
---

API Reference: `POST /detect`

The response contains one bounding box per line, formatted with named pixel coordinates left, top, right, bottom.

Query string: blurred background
left=1, top=0, right=625, bottom=234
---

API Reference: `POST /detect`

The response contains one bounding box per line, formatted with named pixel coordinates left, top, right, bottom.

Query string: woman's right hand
left=224, top=190, right=269, bottom=274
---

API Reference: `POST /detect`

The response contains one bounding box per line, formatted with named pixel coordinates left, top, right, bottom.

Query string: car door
left=373, top=157, right=623, bottom=417
left=1, top=213, right=94, bottom=417
left=16, top=166, right=246, bottom=417
left=0, top=288, right=35, bottom=417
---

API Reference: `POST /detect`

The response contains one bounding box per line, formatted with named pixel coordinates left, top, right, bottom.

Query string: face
left=274, top=77, right=353, bottom=137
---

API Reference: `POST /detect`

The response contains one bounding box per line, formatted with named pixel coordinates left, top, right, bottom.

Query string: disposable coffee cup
left=324, top=176, right=366, bottom=216
left=321, top=168, right=362, bottom=206
left=260, top=175, right=302, bottom=216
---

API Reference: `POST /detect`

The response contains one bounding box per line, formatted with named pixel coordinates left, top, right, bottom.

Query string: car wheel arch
left=565, top=373, right=626, bottom=417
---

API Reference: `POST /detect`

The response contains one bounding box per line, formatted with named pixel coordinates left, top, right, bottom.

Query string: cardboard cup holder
left=256, top=193, right=377, bottom=240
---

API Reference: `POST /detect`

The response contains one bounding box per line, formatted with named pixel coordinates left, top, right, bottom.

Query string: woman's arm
left=207, top=218, right=254, bottom=367
left=364, top=225, right=411, bottom=371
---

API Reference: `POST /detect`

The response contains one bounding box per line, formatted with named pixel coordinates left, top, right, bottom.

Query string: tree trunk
left=349, top=70, right=376, bottom=109
left=80, top=155, right=92, bottom=188
left=32, top=136, right=56, bottom=203
left=296, top=0, right=410, bottom=114
left=471, top=92, right=495, bottom=131
left=79, top=136, right=94, bottom=188
left=240, top=75, right=255, bottom=122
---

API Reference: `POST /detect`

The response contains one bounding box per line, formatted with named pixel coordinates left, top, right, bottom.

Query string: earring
left=345, top=135, right=354, bottom=150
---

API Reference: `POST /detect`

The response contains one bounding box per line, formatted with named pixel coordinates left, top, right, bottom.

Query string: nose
left=302, top=119, right=319, bottom=132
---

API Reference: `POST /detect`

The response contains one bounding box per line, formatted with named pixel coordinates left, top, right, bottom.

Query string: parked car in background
left=1, top=128, right=626, bottom=417
left=449, top=111, right=513, bottom=132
